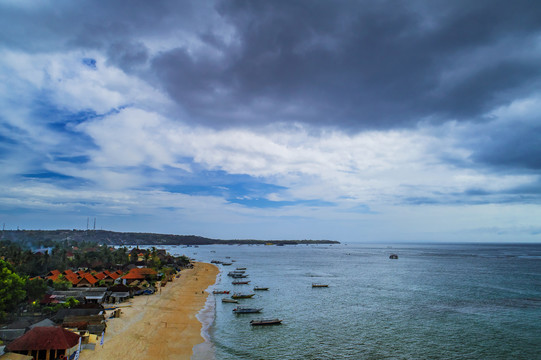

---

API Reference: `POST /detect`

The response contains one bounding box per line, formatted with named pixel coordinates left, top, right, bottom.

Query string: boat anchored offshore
left=232, top=293, right=255, bottom=299
left=213, top=290, right=230, bottom=294
left=253, top=287, right=269, bottom=291
left=222, top=298, right=238, bottom=303
left=250, top=319, right=282, bottom=326
left=233, top=306, right=263, bottom=313
left=232, top=280, right=250, bottom=285
left=312, top=283, right=329, bottom=288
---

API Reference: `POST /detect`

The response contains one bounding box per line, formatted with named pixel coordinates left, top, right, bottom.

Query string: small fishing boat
left=232, top=293, right=255, bottom=299
left=213, top=290, right=230, bottom=294
left=250, top=319, right=282, bottom=326
left=222, top=298, right=238, bottom=303
left=236, top=267, right=247, bottom=270
left=312, top=283, right=329, bottom=288
left=232, top=280, right=250, bottom=285
left=231, top=274, right=248, bottom=278
left=389, top=254, right=398, bottom=259
left=222, top=262, right=233, bottom=266
left=233, top=306, right=263, bottom=313
left=253, top=287, right=269, bottom=291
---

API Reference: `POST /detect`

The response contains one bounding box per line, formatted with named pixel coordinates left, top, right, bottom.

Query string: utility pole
left=87, top=217, right=89, bottom=230
left=94, top=218, right=96, bottom=230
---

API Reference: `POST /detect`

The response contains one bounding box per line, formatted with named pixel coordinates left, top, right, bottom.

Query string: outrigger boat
left=250, top=319, right=282, bottom=326
left=233, top=306, right=262, bottom=314
left=232, top=293, right=255, bottom=299
left=312, top=283, right=329, bottom=288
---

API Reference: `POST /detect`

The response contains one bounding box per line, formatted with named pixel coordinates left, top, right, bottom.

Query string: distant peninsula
left=1, top=229, right=339, bottom=247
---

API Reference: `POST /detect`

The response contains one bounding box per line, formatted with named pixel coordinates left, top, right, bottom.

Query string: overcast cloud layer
left=1, top=0, right=541, bottom=242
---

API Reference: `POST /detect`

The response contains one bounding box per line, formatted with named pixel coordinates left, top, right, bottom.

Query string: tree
left=64, top=296, right=79, bottom=308
left=0, top=259, right=26, bottom=319
left=25, top=277, right=48, bottom=302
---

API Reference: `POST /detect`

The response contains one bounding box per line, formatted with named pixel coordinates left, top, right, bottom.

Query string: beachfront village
left=0, top=238, right=192, bottom=360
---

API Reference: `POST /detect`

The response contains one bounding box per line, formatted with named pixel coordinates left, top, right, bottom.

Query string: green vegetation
left=0, top=259, right=26, bottom=320
left=1, top=229, right=339, bottom=246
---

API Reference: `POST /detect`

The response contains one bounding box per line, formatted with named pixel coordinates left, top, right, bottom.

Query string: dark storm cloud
left=2, top=0, right=541, bottom=129
left=469, top=122, right=541, bottom=171
left=147, top=0, right=541, bottom=129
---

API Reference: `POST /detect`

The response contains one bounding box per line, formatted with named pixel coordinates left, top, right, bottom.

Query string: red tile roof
left=121, top=272, right=145, bottom=280
left=80, top=273, right=98, bottom=285
left=6, top=327, right=80, bottom=351
left=63, top=269, right=76, bottom=277
left=64, top=274, right=80, bottom=285
left=94, top=273, right=106, bottom=280
left=47, top=273, right=61, bottom=282
left=131, top=268, right=158, bottom=275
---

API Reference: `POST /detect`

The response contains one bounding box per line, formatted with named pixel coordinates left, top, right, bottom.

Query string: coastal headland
left=1, top=229, right=339, bottom=246
left=79, top=262, right=219, bottom=360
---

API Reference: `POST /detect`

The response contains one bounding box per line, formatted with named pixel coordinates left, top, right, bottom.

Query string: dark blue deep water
left=169, top=243, right=541, bottom=360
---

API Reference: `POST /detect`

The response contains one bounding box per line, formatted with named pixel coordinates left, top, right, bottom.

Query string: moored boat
left=253, top=287, right=269, bottom=291
left=250, top=319, right=282, bottom=326
left=233, top=306, right=263, bottom=313
left=312, top=283, right=329, bottom=288
left=236, top=267, right=247, bottom=270
left=232, top=293, right=255, bottom=299
left=222, top=298, right=238, bottom=303
left=213, top=290, right=230, bottom=294
left=232, top=280, right=250, bottom=285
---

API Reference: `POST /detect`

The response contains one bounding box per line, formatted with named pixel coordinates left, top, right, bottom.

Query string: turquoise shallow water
left=167, top=243, right=541, bottom=360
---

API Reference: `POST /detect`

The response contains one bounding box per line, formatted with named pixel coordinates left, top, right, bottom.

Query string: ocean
left=164, top=243, right=541, bottom=360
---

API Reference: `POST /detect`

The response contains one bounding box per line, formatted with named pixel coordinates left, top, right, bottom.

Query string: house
left=46, top=270, right=61, bottom=282
left=107, top=284, right=132, bottom=303
left=39, top=294, right=59, bottom=306
left=120, top=271, right=145, bottom=285
left=76, top=273, right=98, bottom=287
left=120, top=267, right=157, bottom=285
left=6, top=326, right=81, bottom=360
left=28, top=319, right=55, bottom=329
left=83, top=291, right=107, bottom=304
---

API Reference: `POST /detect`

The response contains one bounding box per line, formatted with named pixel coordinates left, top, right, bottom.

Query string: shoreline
left=79, top=262, right=219, bottom=360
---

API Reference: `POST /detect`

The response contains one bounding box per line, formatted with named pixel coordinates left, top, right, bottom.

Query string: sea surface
left=162, top=243, right=541, bottom=360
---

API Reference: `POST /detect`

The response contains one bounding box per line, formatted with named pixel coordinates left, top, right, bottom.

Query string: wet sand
left=79, top=262, right=218, bottom=360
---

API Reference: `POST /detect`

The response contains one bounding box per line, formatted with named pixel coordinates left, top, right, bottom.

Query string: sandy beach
left=79, top=262, right=219, bottom=360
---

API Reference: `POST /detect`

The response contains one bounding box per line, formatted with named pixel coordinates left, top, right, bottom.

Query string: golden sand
left=79, top=262, right=219, bottom=360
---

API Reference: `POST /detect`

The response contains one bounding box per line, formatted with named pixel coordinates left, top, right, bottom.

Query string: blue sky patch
left=22, top=172, right=77, bottom=181
left=82, top=58, right=97, bottom=69
left=228, top=198, right=334, bottom=209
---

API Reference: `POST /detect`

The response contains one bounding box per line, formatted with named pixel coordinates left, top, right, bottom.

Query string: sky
left=1, top=0, right=541, bottom=243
